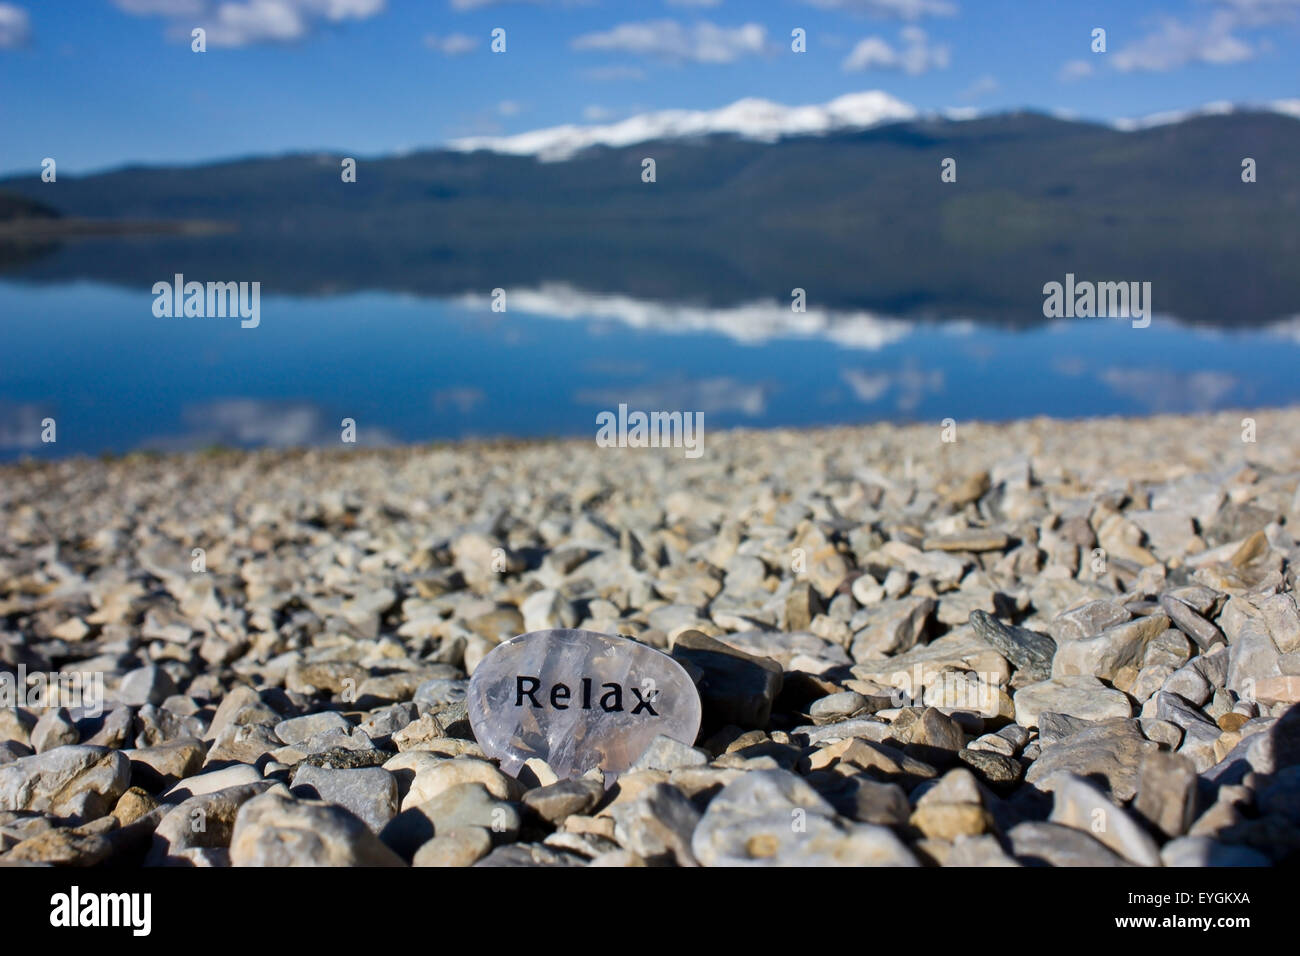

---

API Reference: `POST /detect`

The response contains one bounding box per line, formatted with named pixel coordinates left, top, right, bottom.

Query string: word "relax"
left=515, top=676, right=659, bottom=714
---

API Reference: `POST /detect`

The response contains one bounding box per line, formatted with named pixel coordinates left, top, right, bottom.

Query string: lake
left=2, top=278, right=1299, bottom=460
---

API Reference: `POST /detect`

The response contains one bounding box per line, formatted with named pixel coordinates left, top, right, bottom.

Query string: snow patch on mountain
left=449, top=92, right=1300, bottom=162
left=450, top=91, right=918, bottom=161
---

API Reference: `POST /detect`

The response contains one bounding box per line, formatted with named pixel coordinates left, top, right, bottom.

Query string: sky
left=0, top=0, right=1298, bottom=175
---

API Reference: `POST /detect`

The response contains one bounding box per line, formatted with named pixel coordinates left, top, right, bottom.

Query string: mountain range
left=1, top=99, right=1298, bottom=327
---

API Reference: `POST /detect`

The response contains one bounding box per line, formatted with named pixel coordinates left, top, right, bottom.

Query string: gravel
left=3, top=407, right=1300, bottom=865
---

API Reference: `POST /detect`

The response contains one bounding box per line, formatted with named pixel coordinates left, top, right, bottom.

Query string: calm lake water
left=3, top=280, right=1300, bottom=460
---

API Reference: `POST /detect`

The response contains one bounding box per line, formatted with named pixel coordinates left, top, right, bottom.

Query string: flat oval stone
left=468, top=629, right=702, bottom=782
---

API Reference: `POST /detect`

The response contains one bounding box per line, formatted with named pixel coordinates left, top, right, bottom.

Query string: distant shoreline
left=2, top=405, right=1294, bottom=472
left=0, top=217, right=234, bottom=240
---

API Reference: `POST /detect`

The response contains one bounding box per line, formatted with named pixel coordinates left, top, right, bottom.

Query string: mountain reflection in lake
left=2, top=279, right=1299, bottom=460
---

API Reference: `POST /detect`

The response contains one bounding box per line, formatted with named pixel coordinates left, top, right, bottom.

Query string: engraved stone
left=467, top=629, right=702, bottom=782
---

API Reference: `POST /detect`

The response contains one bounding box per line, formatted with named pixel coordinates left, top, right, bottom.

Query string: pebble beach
left=2, top=407, right=1299, bottom=867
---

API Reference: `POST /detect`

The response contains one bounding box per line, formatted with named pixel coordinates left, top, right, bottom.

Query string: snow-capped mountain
left=450, top=91, right=919, bottom=161
left=450, top=91, right=1300, bottom=162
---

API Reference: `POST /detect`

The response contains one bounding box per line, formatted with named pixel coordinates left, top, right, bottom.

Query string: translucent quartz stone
left=467, top=629, right=702, bottom=782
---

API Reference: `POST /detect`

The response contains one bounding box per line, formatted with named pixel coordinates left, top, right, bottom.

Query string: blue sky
left=1, top=0, right=1297, bottom=175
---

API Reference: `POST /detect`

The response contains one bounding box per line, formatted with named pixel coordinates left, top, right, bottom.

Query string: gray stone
left=230, top=789, right=405, bottom=865
left=957, top=749, right=1024, bottom=791
left=1052, top=613, right=1169, bottom=680
left=691, top=769, right=918, bottom=866
left=0, top=745, right=131, bottom=823
left=1160, top=836, right=1271, bottom=867
left=1132, top=751, right=1198, bottom=839
left=1008, top=821, right=1133, bottom=867
left=289, top=765, right=398, bottom=832
left=521, top=778, right=603, bottom=824
left=475, top=842, right=586, bottom=867
left=810, top=691, right=871, bottom=722
left=412, top=826, right=492, bottom=867
left=1159, top=594, right=1226, bottom=651
left=381, top=782, right=520, bottom=859
left=85, top=706, right=134, bottom=749
left=607, top=782, right=700, bottom=866
left=946, top=834, right=1021, bottom=866
left=970, top=611, right=1055, bottom=681
left=805, top=772, right=911, bottom=826
left=273, top=712, right=351, bottom=747
left=1143, top=628, right=1195, bottom=670
left=1160, top=666, right=1212, bottom=706
left=670, top=629, right=783, bottom=730
left=1014, top=676, right=1132, bottom=728
left=356, top=703, right=417, bottom=742
left=1227, top=619, right=1282, bottom=695
left=413, top=678, right=469, bottom=715
left=791, top=718, right=893, bottom=747
left=1037, top=712, right=1099, bottom=746
left=630, top=734, right=708, bottom=773
left=850, top=597, right=936, bottom=660
left=119, top=666, right=178, bottom=708
left=150, top=781, right=272, bottom=861
left=1024, top=720, right=1157, bottom=801
left=126, top=737, right=207, bottom=791
left=164, top=763, right=263, bottom=800
left=1258, top=592, right=1300, bottom=654
left=1046, top=773, right=1162, bottom=865
left=30, top=708, right=79, bottom=753
left=1050, top=600, right=1131, bottom=644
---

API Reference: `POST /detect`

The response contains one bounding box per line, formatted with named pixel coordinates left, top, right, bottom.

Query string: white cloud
left=842, top=364, right=944, bottom=411
left=572, top=19, right=768, bottom=64
left=497, top=99, right=522, bottom=116
left=582, top=104, right=616, bottom=121
left=451, top=0, right=543, bottom=9
left=1111, top=12, right=1254, bottom=72
left=114, top=0, right=385, bottom=47
left=843, top=26, right=949, bottom=74
left=452, top=284, right=913, bottom=351
left=1057, top=58, right=1093, bottom=82
left=800, top=0, right=957, bottom=19
left=113, top=0, right=204, bottom=13
left=0, top=3, right=31, bottom=49
left=433, top=387, right=486, bottom=413
left=1213, top=0, right=1300, bottom=27
left=0, top=400, right=51, bottom=449
left=582, top=64, right=647, bottom=81
left=424, top=32, right=477, bottom=55
left=958, top=73, right=998, bottom=100
left=451, top=89, right=917, bottom=160
left=1098, top=368, right=1238, bottom=413
left=1059, top=2, right=1297, bottom=79
left=156, top=398, right=397, bottom=448
left=577, top=378, right=771, bottom=417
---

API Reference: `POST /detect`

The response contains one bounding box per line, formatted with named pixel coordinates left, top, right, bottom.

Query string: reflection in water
left=1, top=280, right=1299, bottom=459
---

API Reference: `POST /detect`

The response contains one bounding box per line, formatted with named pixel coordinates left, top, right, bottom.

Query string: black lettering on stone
left=551, top=683, right=571, bottom=710
left=631, top=688, right=659, bottom=716
left=516, top=675, right=541, bottom=707
left=600, top=682, right=624, bottom=712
